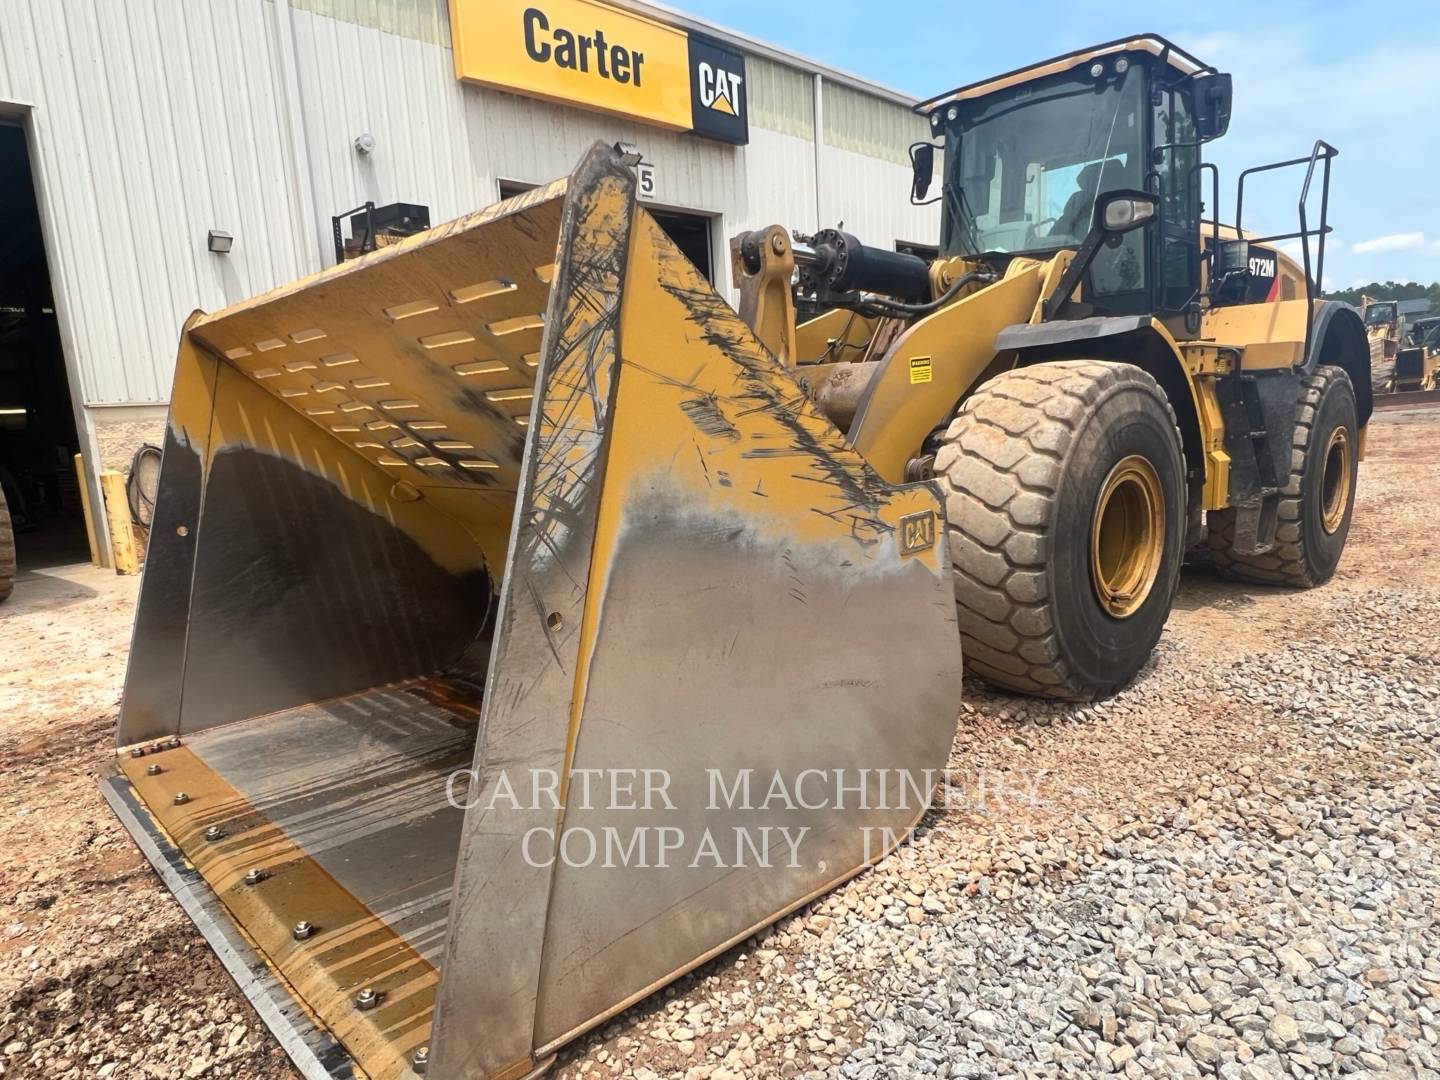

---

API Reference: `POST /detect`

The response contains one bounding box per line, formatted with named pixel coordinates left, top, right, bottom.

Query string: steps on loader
left=1217, top=372, right=1289, bottom=557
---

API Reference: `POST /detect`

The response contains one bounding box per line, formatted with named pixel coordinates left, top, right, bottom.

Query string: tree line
left=1322, top=281, right=1440, bottom=308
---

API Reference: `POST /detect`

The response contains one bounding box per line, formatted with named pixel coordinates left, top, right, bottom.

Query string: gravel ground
left=1, top=407, right=1437, bottom=1080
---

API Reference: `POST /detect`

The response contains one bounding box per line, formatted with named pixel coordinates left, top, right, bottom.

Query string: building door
left=648, top=208, right=713, bottom=283
left=499, top=181, right=715, bottom=283
left=0, top=123, right=89, bottom=571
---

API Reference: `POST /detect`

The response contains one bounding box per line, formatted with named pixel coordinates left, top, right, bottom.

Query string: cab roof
left=917, top=34, right=1216, bottom=115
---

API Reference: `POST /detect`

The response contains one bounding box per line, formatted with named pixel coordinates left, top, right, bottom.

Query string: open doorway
left=498, top=180, right=715, bottom=283
left=647, top=208, right=713, bottom=283
left=0, top=122, right=89, bottom=571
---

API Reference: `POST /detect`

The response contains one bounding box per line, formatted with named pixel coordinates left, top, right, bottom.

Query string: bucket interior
left=116, top=182, right=572, bottom=1080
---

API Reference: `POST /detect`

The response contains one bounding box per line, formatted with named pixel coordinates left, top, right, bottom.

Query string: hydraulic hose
left=849, top=269, right=995, bottom=319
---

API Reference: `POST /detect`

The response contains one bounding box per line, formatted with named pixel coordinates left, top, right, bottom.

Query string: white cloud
left=1351, top=232, right=1426, bottom=255
left=1277, top=239, right=1343, bottom=261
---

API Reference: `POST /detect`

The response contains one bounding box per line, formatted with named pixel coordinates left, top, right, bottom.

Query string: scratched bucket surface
left=109, top=144, right=964, bottom=1080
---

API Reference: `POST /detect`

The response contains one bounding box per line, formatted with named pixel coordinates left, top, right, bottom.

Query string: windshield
left=1365, top=303, right=1398, bottom=326
left=939, top=63, right=1146, bottom=257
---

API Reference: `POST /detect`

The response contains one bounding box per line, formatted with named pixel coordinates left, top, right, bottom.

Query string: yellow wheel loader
left=103, top=34, right=1367, bottom=1080
left=734, top=34, right=1368, bottom=697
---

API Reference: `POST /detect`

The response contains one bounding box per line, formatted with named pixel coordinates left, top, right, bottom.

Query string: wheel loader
left=103, top=34, right=1367, bottom=1080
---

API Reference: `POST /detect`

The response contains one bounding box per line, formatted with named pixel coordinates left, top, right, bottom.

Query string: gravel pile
left=845, top=594, right=1440, bottom=1079
left=556, top=580, right=1440, bottom=1079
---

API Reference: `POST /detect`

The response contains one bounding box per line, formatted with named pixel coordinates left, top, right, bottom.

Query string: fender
left=1305, top=301, right=1371, bottom=424
left=994, top=316, right=1208, bottom=491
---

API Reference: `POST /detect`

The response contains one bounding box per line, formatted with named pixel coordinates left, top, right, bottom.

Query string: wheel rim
left=1320, top=425, right=1352, bottom=535
left=1090, top=455, right=1165, bottom=619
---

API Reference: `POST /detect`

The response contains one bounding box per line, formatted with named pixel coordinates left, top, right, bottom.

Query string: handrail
left=1232, top=140, right=1339, bottom=364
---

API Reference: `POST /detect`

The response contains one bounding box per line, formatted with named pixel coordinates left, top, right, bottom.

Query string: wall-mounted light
left=207, top=230, right=234, bottom=255
left=354, top=133, right=376, bottom=155
left=612, top=141, right=642, bottom=167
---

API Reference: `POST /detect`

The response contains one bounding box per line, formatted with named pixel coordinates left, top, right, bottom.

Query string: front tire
left=935, top=361, right=1187, bottom=700
left=1207, top=365, right=1358, bottom=587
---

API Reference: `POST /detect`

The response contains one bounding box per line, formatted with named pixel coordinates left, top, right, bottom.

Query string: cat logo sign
left=450, top=0, right=749, bottom=145
left=687, top=35, right=748, bottom=143
left=696, top=60, right=742, bottom=115
left=898, top=511, right=937, bottom=557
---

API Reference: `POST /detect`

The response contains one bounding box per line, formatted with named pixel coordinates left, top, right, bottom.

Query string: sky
left=676, top=0, right=1440, bottom=289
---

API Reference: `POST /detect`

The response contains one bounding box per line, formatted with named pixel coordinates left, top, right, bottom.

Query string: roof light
left=946, top=105, right=958, bottom=121
left=1090, top=62, right=1106, bottom=78
left=1114, top=57, right=1130, bottom=74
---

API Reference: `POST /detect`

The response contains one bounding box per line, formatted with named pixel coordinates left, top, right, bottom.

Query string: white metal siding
left=288, top=0, right=452, bottom=45
left=0, top=0, right=316, bottom=404
left=823, top=79, right=930, bottom=165
left=0, top=0, right=939, bottom=409
left=736, top=126, right=818, bottom=236
left=820, top=146, right=940, bottom=250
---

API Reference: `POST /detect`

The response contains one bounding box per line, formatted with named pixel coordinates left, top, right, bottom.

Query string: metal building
left=0, top=0, right=938, bottom=567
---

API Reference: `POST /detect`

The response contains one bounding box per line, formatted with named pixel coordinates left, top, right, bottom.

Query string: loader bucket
left=104, top=143, right=963, bottom=1080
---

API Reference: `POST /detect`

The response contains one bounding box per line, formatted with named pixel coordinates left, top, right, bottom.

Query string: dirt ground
left=1, top=407, right=1436, bottom=1080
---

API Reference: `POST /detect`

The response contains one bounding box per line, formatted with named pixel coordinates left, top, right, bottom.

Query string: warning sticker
left=908, top=356, right=932, bottom=384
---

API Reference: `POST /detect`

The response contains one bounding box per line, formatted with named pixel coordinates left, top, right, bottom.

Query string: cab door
left=1152, top=82, right=1202, bottom=318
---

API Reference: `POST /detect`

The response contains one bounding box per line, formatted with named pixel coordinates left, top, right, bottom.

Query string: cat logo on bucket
left=450, top=0, right=749, bottom=145
left=898, top=511, right=937, bottom=557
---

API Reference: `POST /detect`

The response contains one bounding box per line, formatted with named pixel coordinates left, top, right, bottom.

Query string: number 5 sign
left=636, top=161, right=657, bottom=202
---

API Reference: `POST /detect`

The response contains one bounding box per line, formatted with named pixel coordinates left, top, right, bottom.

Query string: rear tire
left=1207, top=365, right=1357, bottom=587
left=0, top=488, right=14, bottom=603
left=934, top=361, right=1187, bottom=701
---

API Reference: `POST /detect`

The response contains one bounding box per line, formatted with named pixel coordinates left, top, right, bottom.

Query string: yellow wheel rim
left=1320, top=425, right=1352, bottom=535
left=1090, top=455, right=1165, bottom=619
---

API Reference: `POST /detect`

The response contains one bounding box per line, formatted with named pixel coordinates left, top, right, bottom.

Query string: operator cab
left=1364, top=300, right=1399, bottom=329
left=912, top=36, right=1233, bottom=331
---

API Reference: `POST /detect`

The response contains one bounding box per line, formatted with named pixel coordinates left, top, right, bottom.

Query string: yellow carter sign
left=451, top=0, right=694, bottom=131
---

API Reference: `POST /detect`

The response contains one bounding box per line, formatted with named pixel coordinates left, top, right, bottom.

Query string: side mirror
left=909, top=142, right=935, bottom=202
left=1095, top=190, right=1159, bottom=234
left=1041, top=191, right=1159, bottom=321
left=1193, top=72, right=1233, bottom=141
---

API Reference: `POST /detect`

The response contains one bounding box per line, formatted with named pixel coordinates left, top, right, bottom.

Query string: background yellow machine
left=1362, top=296, right=1402, bottom=391
left=1394, top=315, right=1440, bottom=392
left=104, top=34, right=1367, bottom=1080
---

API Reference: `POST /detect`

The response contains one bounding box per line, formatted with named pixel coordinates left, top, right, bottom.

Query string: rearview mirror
left=909, top=142, right=935, bottom=202
left=1192, top=72, right=1233, bottom=141
left=1096, top=190, right=1159, bottom=234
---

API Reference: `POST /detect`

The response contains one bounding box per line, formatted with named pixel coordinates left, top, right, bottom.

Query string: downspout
left=812, top=73, right=824, bottom=229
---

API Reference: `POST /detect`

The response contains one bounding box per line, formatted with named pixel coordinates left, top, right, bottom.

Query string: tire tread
left=1206, top=366, right=1352, bottom=588
left=936, top=360, right=1182, bottom=700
